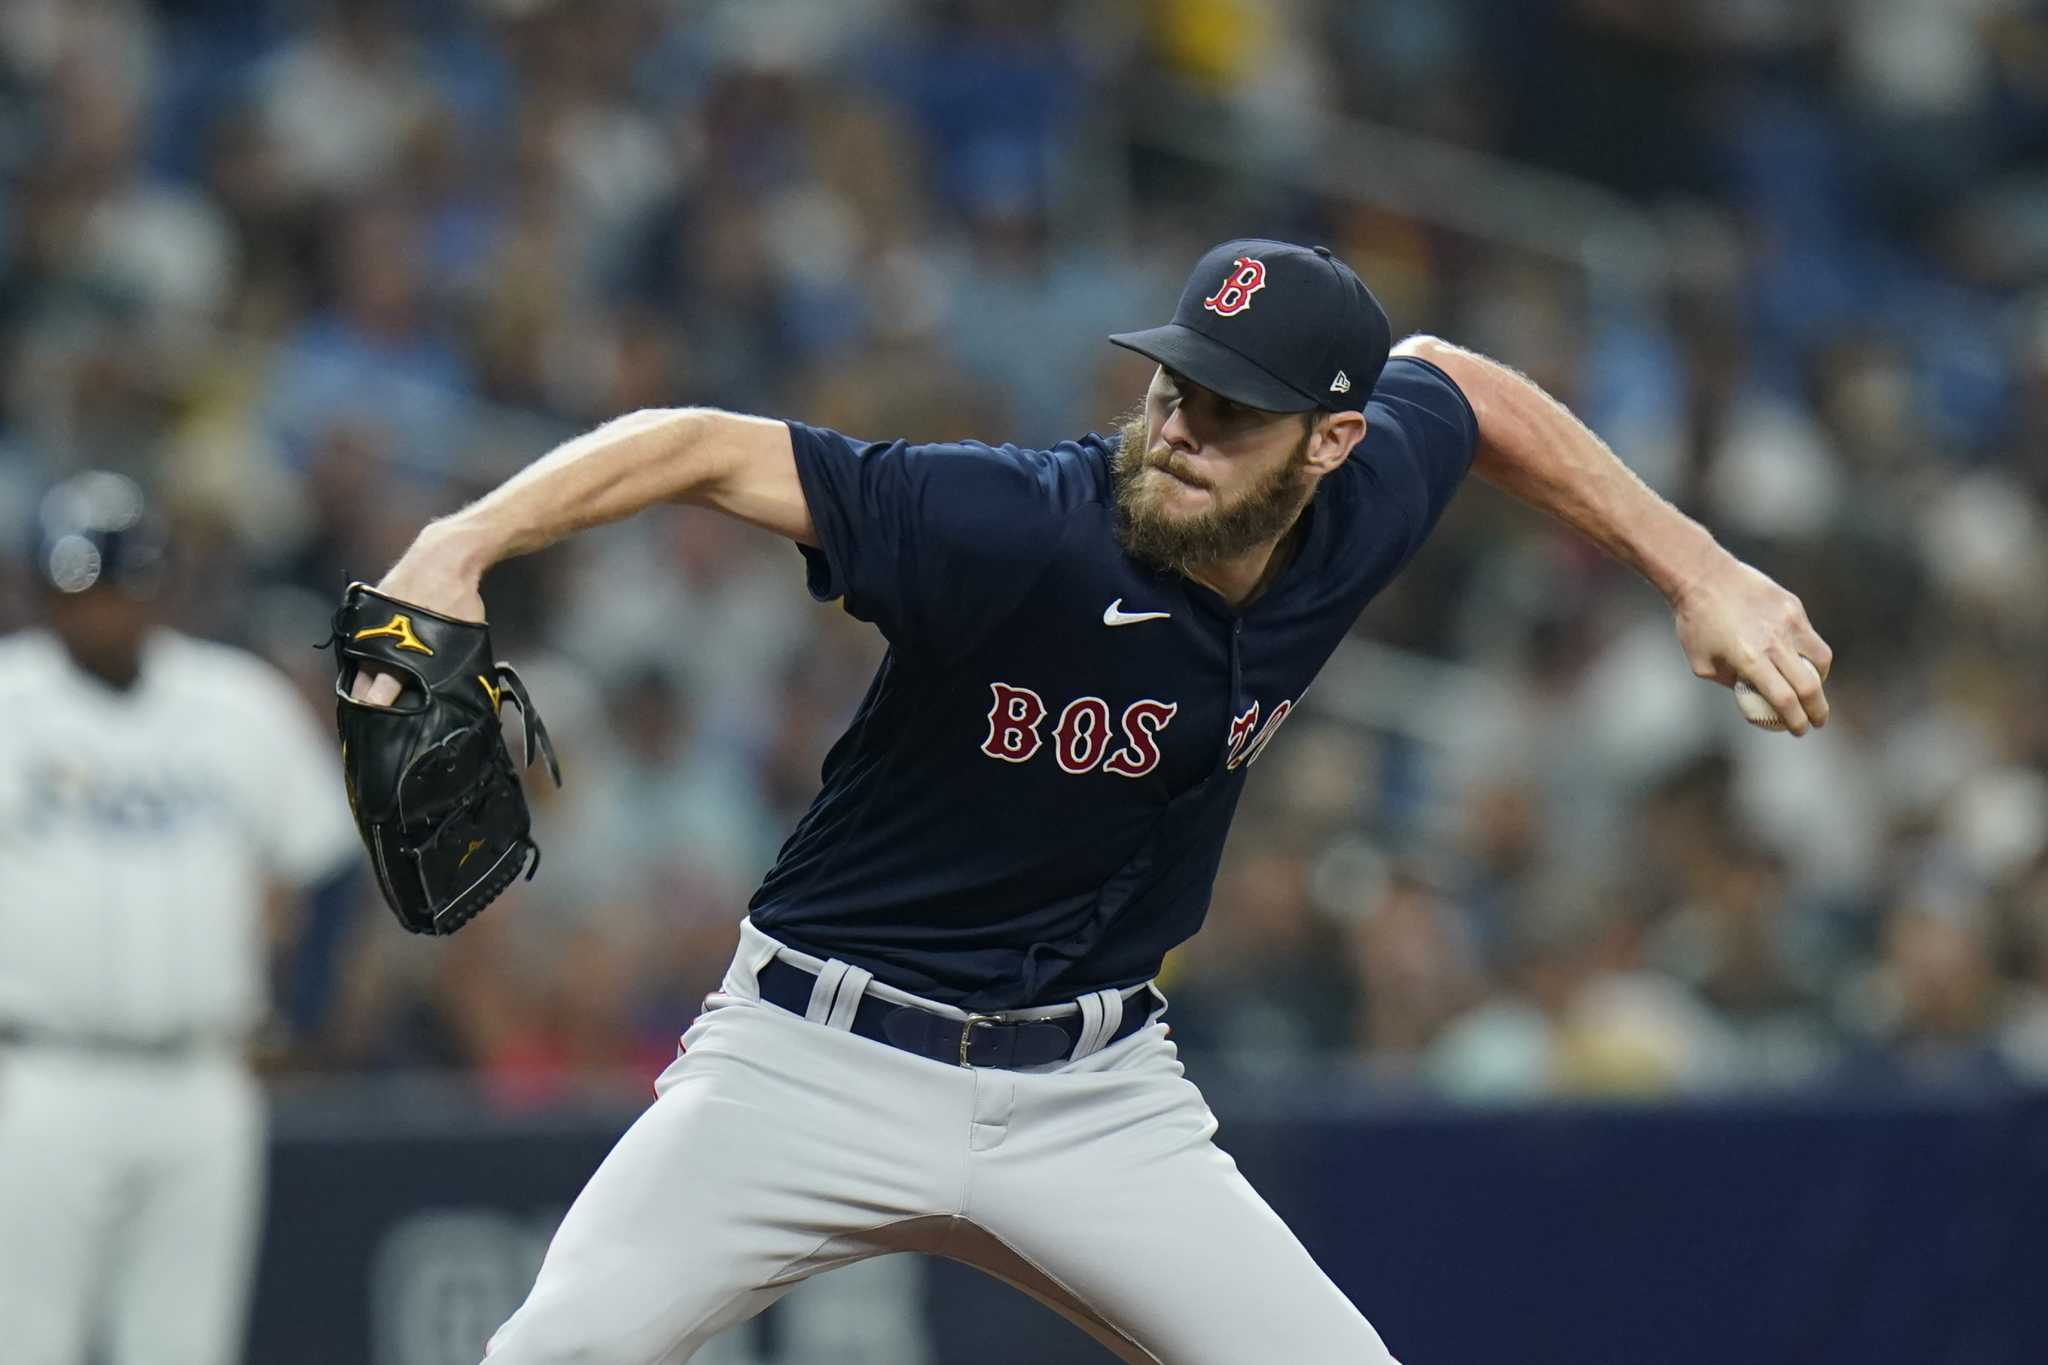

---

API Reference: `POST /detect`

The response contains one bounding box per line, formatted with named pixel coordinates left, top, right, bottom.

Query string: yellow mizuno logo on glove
left=353, top=613, right=434, bottom=654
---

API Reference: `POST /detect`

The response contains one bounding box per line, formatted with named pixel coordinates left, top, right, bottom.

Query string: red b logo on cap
left=1203, top=256, right=1266, bottom=317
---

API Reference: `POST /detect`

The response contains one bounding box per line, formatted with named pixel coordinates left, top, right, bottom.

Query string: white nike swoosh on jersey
left=1102, top=599, right=1171, bottom=627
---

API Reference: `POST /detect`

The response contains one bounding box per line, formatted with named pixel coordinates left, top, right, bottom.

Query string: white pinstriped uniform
left=0, top=627, right=358, bottom=1365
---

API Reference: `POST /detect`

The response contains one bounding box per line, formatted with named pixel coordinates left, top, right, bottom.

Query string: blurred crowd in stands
left=2, top=0, right=2046, bottom=1105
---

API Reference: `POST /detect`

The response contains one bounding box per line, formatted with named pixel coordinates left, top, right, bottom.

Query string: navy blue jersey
left=748, top=356, right=1477, bottom=1009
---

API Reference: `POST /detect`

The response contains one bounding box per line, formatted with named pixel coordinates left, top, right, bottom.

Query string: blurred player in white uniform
left=0, top=471, right=361, bottom=1365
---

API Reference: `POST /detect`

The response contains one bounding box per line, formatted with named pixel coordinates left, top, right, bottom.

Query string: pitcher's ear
left=1308, top=411, right=1367, bottom=473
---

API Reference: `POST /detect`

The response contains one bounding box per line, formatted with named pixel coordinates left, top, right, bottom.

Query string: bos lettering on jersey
left=980, top=683, right=1177, bottom=778
left=980, top=683, right=1294, bottom=778
left=1224, top=699, right=1293, bottom=769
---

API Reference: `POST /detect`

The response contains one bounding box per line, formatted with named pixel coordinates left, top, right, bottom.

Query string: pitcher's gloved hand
left=325, top=582, right=561, bottom=935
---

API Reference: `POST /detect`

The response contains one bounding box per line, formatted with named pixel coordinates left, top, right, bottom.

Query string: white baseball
left=1733, top=680, right=1786, bottom=730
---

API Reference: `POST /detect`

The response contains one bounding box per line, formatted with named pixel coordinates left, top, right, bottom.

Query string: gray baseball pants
left=482, top=920, right=1398, bottom=1364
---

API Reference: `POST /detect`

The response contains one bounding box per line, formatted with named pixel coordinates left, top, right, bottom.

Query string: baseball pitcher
left=341, top=240, right=1832, bottom=1362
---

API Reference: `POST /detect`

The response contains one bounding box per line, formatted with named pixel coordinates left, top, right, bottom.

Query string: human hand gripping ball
left=1672, top=555, right=1834, bottom=736
left=326, top=582, right=561, bottom=934
left=1733, top=680, right=1793, bottom=731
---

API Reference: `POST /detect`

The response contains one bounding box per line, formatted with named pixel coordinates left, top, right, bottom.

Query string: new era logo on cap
left=1330, top=371, right=1351, bottom=394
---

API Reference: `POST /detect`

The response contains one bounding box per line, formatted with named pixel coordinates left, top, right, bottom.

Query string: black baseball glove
left=326, top=582, right=561, bottom=935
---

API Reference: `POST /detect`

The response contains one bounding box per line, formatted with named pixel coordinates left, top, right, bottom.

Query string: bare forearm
left=1397, top=337, right=1723, bottom=603
left=353, top=403, right=805, bottom=664
left=431, top=408, right=720, bottom=575
left=1395, top=335, right=1834, bottom=734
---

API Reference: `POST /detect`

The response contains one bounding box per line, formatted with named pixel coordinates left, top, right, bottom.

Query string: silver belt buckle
left=958, top=1013, right=998, bottom=1066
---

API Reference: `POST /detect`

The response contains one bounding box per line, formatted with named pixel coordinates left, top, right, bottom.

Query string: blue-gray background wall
left=256, top=1081, right=2048, bottom=1365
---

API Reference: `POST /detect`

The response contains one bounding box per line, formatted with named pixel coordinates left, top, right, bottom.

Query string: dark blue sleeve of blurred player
left=1357, top=355, right=1479, bottom=557
left=784, top=422, right=1099, bottom=663
left=280, top=863, right=361, bottom=1044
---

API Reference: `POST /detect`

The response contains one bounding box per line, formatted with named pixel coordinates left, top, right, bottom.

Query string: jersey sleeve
left=1360, top=355, right=1479, bottom=555
left=785, top=421, right=1096, bottom=661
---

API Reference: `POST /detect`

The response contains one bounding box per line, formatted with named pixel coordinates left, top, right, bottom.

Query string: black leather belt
left=756, top=958, right=1153, bottom=1069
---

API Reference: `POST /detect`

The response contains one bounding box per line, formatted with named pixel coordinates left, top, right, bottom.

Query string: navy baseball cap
left=1109, top=238, right=1391, bottom=415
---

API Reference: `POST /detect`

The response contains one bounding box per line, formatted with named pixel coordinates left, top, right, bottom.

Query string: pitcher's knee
left=484, top=1302, right=642, bottom=1365
left=484, top=1329, right=611, bottom=1364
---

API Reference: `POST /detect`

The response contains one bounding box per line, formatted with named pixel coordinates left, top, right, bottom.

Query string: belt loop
left=1093, top=987, right=1125, bottom=1055
left=805, top=960, right=852, bottom=1024
left=1069, top=988, right=1123, bottom=1061
left=826, top=966, right=872, bottom=1031
left=1068, top=992, right=1104, bottom=1062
